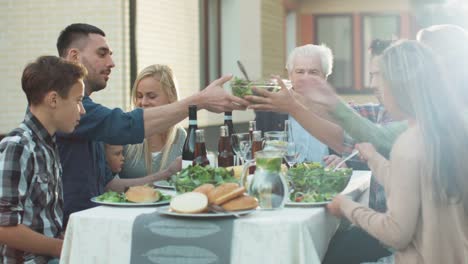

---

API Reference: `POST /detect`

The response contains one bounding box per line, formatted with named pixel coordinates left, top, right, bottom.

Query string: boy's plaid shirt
left=0, top=111, right=63, bottom=263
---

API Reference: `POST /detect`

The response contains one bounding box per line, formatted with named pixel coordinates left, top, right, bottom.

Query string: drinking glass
left=283, top=142, right=303, bottom=168
left=231, top=133, right=252, bottom=165
left=263, top=131, right=287, bottom=153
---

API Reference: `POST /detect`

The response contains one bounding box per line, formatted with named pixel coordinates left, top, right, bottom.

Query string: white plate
left=284, top=201, right=330, bottom=207
left=90, top=197, right=170, bottom=207
left=153, top=180, right=176, bottom=190
left=157, top=205, right=255, bottom=218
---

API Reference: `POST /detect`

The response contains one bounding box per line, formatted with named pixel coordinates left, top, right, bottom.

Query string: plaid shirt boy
left=0, top=110, right=63, bottom=263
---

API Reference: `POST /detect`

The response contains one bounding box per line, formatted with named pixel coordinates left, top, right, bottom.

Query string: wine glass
left=231, top=133, right=251, bottom=165
left=284, top=142, right=302, bottom=195
left=283, top=142, right=303, bottom=168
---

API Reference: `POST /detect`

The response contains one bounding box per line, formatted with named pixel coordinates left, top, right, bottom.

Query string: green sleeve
left=331, top=100, right=407, bottom=158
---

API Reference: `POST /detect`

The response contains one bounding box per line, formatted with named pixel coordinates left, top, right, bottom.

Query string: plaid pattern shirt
left=0, top=110, right=63, bottom=263
left=342, top=103, right=392, bottom=213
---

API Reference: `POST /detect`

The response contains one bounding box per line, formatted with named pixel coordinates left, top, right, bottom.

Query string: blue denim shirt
left=289, top=116, right=329, bottom=162
left=57, top=96, right=144, bottom=224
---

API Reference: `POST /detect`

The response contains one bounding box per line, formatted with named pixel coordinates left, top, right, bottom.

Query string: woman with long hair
left=120, top=64, right=186, bottom=178
left=327, top=40, right=468, bottom=263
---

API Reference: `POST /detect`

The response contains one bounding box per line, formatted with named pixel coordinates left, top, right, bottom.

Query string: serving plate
left=284, top=201, right=330, bottom=207
left=90, top=197, right=170, bottom=207
left=157, top=205, right=255, bottom=218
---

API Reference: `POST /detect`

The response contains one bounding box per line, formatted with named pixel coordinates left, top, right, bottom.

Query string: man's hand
left=354, top=143, right=377, bottom=162
left=326, top=194, right=346, bottom=218
left=198, top=75, right=250, bottom=113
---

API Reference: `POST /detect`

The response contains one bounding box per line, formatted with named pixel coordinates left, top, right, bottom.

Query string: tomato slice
left=295, top=196, right=304, bottom=202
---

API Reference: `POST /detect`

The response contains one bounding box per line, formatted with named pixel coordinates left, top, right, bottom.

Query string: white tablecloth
left=60, top=171, right=371, bottom=264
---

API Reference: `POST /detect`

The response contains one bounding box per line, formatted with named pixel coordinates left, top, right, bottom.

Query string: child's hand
left=167, top=157, right=182, bottom=176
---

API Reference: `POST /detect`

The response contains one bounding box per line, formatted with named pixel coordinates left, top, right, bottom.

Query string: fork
left=330, top=150, right=360, bottom=172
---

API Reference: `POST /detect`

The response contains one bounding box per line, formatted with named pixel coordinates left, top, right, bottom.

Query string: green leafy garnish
left=96, top=191, right=126, bottom=203
left=95, top=189, right=169, bottom=203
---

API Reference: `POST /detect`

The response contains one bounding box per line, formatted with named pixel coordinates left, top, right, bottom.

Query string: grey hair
left=285, top=44, right=334, bottom=77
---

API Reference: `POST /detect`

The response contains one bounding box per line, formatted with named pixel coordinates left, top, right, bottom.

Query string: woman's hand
left=326, top=194, right=346, bottom=218
left=354, top=143, right=377, bottom=162
left=245, top=76, right=299, bottom=113
left=292, top=76, right=340, bottom=112
left=323, top=154, right=348, bottom=168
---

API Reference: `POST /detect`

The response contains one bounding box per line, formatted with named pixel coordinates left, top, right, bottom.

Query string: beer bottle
left=193, top=129, right=210, bottom=167
left=217, top=126, right=234, bottom=167
left=249, top=130, right=263, bottom=174
left=182, top=105, right=198, bottom=168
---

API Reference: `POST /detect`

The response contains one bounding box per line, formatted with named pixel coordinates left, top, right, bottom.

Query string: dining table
left=60, top=170, right=371, bottom=264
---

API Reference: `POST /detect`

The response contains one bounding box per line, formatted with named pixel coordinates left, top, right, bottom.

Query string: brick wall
left=261, top=0, right=286, bottom=78
left=136, top=0, right=200, bottom=101
left=0, top=0, right=130, bottom=134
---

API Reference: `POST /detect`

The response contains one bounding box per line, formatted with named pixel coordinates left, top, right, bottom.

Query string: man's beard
left=84, top=77, right=106, bottom=95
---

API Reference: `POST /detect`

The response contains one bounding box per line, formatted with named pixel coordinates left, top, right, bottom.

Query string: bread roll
left=125, top=185, right=159, bottom=203
left=193, top=183, right=215, bottom=196
left=213, top=186, right=245, bottom=205
left=170, top=192, right=208, bottom=214
left=221, top=195, right=258, bottom=211
left=207, top=183, right=241, bottom=204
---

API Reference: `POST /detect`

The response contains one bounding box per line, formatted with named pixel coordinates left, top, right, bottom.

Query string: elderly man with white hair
left=285, top=44, right=333, bottom=162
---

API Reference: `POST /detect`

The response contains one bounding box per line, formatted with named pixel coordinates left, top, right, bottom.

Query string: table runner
left=130, top=211, right=234, bottom=264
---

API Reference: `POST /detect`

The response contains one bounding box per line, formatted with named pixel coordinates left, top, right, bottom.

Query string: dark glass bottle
left=284, top=119, right=290, bottom=142
left=249, top=130, right=263, bottom=174
left=217, top=126, right=234, bottom=167
left=224, top=112, right=235, bottom=136
left=182, top=105, right=197, bottom=169
left=248, top=120, right=257, bottom=140
left=193, top=129, right=210, bottom=167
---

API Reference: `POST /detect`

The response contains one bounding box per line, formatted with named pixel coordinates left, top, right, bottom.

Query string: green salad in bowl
left=174, top=165, right=238, bottom=193
left=288, top=162, right=352, bottom=203
left=230, top=77, right=281, bottom=98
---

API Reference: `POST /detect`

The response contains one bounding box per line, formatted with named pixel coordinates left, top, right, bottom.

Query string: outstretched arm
left=0, top=225, right=62, bottom=257
left=105, top=157, right=181, bottom=192
left=247, top=86, right=346, bottom=153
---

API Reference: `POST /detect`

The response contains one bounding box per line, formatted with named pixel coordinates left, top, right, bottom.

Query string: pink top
left=340, top=125, right=468, bottom=264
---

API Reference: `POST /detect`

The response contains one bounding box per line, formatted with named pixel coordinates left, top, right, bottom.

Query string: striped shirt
left=0, top=110, right=63, bottom=263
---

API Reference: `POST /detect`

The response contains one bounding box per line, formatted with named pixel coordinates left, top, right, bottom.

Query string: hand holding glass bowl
left=230, top=77, right=281, bottom=98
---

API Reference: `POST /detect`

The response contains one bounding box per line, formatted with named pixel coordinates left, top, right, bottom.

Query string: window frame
left=314, top=13, right=355, bottom=93
left=360, top=13, right=400, bottom=90
left=199, top=0, right=222, bottom=89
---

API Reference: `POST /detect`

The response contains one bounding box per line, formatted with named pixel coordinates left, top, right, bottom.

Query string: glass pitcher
left=241, top=150, right=288, bottom=209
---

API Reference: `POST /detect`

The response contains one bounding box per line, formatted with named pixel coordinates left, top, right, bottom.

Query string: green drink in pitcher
left=241, top=150, right=288, bottom=209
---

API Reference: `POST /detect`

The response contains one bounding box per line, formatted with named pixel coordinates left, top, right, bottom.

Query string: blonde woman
left=327, top=41, right=468, bottom=263
left=120, top=65, right=186, bottom=179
